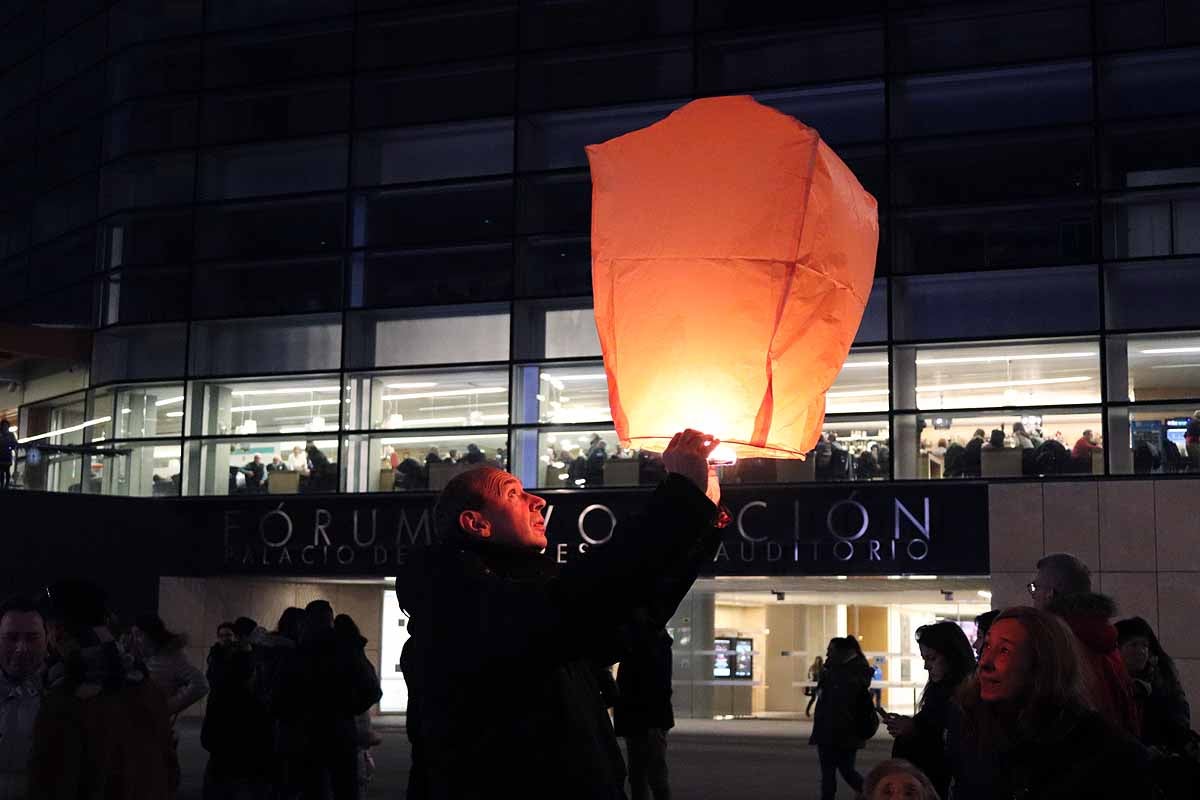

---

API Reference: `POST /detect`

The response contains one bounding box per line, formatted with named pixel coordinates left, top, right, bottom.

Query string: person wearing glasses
left=1029, top=553, right=1141, bottom=737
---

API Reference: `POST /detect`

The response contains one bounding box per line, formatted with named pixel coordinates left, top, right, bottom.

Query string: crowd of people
left=923, top=424, right=1105, bottom=478
left=0, top=586, right=381, bottom=799
left=230, top=441, right=337, bottom=495
left=809, top=552, right=1198, bottom=799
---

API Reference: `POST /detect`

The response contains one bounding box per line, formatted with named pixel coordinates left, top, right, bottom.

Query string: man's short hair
left=305, top=600, right=333, bottom=629
left=433, top=466, right=509, bottom=544
left=0, top=594, right=45, bottom=628
left=1037, top=552, right=1092, bottom=595
left=232, top=616, right=258, bottom=639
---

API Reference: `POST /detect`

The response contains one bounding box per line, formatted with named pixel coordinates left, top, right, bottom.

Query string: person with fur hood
left=1029, top=552, right=1141, bottom=737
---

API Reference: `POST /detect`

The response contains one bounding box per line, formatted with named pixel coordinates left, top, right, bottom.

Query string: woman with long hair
left=949, top=607, right=1150, bottom=798
left=883, top=621, right=975, bottom=799
left=1116, top=616, right=1195, bottom=755
left=810, top=637, right=875, bottom=800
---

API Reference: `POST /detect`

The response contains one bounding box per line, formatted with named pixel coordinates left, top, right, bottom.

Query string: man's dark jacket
left=613, top=625, right=675, bottom=737
left=809, top=655, right=875, bottom=750
left=398, top=474, right=722, bottom=800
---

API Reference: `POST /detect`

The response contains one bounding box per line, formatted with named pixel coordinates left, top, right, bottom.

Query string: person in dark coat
left=1116, top=616, right=1195, bottom=755
left=253, top=607, right=306, bottom=798
left=948, top=606, right=1152, bottom=799
left=1032, top=552, right=1141, bottom=737
left=614, top=618, right=676, bottom=800
left=883, top=621, right=976, bottom=800
left=398, top=429, right=726, bottom=800
left=202, top=619, right=271, bottom=798
left=960, top=429, right=986, bottom=477
left=809, top=636, right=875, bottom=800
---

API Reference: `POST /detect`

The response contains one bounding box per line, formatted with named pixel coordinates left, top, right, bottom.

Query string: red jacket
left=1050, top=593, right=1141, bottom=738
left=1072, top=436, right=1101, bottom=460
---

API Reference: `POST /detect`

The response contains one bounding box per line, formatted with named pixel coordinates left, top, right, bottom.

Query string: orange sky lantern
left=586, top=95, right=879, bottom=461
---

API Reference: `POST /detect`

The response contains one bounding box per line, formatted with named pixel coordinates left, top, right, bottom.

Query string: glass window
left=89, top=441, right=183, bottom=497
left=184, top=436, right=340, bottom=495
left=28, top=230, right=96, bottom=295
left=892, top=340, right=1101, bottom=412
left=104, top=96, right=198, bottom=160
left=191, top=256, right=343, bottom=319
left=344, top=304, right=510, bottom=369
left=1106, top=258, right=1200, bottom=331
left=21, top=281, right=97, bottom=328
left=0, top=6, right=42, bottom=72
left=889, top=1, right=1089, bottom=73
left=511, top=427, right=645, bottom=489
left=187, top=375, right=344, bottom=437
left=891, top=61, right=1092, bottom=138
left=516, top=234, right=592, bottom=298
left=1099, top=0, right=1200, bottom=52
left=0, top=52, right=39, bottom=117
left=204, top=22, right=352, bottom=88
left=342, top=430, right=508, bottom=493
left=86, top=387, right=116, bottom=442
left=0, top=106, right=38, bottom=161
left=202, top=81, right=350, bottom=144
left=512, top=362, right=611, bottom=425
left=205, top=0, right=352, bottom=30
left=1109, top=332, right=1200, bottom=403
left=200, top=137, right=347, bottom=201
left=1100, top=48, right=1200, bottom=119
left=894, top=409, right=1105, bottom=479
left=842, top=145, right=887, bottom=209
left=101, top=210, right=194, bottom=269
left=352, top=180, right=513, bottom=248
left=42, top=13, right=105, bottom=90
left=0, top=159, right=35, bottom=215
left=100, top=153, right=195, bottom=214
left=348, top=245, right=512, bottom=309
left=0, top=257, right=29, bottom=308
left=1104, top=189, right=1200, bottom=259
left=195, top=196, right=344, bottom=261
left=108, top=0, right=203, bottom=49
left=110, top=384, right=186, bottom=439
left=0, top=211, right=30, bottom=260
left=802, top=416, right=891, bottom=483
left=345, top=368, right=509, bottom=431
left=826, top=349, right=889, bottom=414
left=699, top=20, right=883, bottom=93
left=354, top=60, right=515, bottom=128
left=522, top=0, right=690, bottom=49
left=102, top=268, right=191, bottom=325
left=1109, top=404, right=1200, bottom=475
left=189, top=314, right=342, bottom=377
left=92, top=323, right=187, bottom=385
left=15, top=391, right=90, bottom=494
left=518, top=172, right=590, bottom=236
left=352, top=120, right=513, bottom=187
left=107, top=39, right=203, bottom=104
left=856, top=279, right=888, bottom=344
left=518, top=102, right=677, bottom=172
left=513, top=299, right=601, bottom=360
left=38, top=123, right=101, bottom=192
left=33, top=176, right=97, bottom=243
left=893, top=128, right=1094, bottom=207
left=893, top=200, right=1095, bottom=274
left=358, top=3, right=516, bottom=69
left=754, top=82, right=886, bottom=146
left=520, top=40, right=692, bottom=111
left=1103, top=116, right=1200, bottom=190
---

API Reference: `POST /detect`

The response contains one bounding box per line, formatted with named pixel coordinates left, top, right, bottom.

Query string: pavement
left=178, top=717, right=895, bottom=800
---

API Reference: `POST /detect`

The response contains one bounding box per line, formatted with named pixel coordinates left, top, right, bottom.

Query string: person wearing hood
left=809, top=636, right=876, bottom=800
left=398, top=429, right=726, bottom=800
left=948, top=606, right=1152, bottom=799
left=202, top=618, right=272, bottom=799
left=1030, top=552, right=1140, bottom=737
left=334, top=614, right=384, bottom=800
left=1116, top=616, right=1195, bottom=755
left=28, top=580, right=172, bottom=799
left=253, top=607, right=306, bottom=798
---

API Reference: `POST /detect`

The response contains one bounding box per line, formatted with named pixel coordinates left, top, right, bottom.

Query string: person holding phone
left=882, top=621, right=976, bottom=800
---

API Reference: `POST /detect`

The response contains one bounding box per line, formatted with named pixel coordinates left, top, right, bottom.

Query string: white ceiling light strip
left=19, top=416, right=112, bottom=444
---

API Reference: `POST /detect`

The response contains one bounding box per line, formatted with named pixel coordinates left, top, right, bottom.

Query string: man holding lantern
left=397, top=429, right=726, bottom=800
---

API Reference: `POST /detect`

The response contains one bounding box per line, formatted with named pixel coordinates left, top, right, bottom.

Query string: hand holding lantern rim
left=662, top=429, right=721, bottom=506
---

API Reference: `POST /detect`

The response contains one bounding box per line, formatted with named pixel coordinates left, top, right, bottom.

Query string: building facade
left=1, top=0, right=1199, bottom=717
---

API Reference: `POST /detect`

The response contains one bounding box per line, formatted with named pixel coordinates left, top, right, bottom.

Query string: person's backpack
left=943, top=442, right=965, bottom=477
left=854, top=687, right=880, bottom=740
left=1032, top=439, right=1071, bottom=475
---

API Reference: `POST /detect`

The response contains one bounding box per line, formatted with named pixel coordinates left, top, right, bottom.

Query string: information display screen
left=733, top=638, right=753, bottom=679
left=713, top=638, right=732, bottom=678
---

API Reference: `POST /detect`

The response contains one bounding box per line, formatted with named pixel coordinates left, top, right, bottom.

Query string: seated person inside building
left=398, top=430, right=726, bottom=799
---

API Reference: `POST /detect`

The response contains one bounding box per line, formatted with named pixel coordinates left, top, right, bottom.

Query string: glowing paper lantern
left=587, top=95, right=878, bottom=459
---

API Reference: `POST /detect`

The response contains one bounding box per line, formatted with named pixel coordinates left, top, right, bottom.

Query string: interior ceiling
left=698, top=575, right=992, bottom=607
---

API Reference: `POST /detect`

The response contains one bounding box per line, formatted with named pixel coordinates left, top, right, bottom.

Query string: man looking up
left=399, top=429, right=726, bottom=800
left=0, top=596, right=48, bottom=798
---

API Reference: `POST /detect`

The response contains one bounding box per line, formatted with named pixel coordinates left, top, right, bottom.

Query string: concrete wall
left=157, top=577, right=386, bottom=718
left=988, top=479, right=1200, bottom=709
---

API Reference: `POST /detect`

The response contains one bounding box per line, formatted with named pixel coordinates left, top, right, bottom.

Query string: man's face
left=1120, top=636, right=1151, bottom=675
left=977, top=618, right=1033, bottom=703
left=1029, top=568, right=1057, bottom=610
left=872, top=773, right=924, bottom=800
left=470, top=475, right=548, bottom=551
left=0, top=611, right=48, bottom=681
left=217, top=627, right=234, bottom=646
